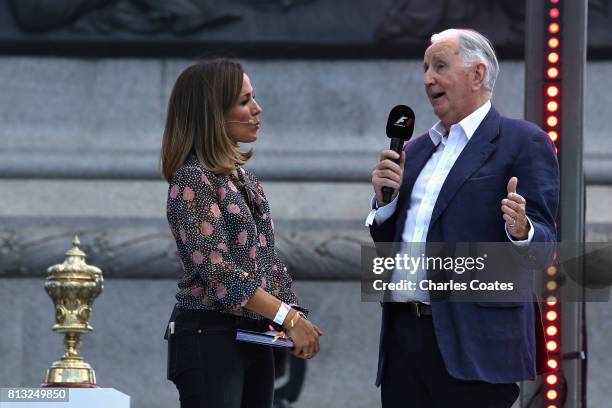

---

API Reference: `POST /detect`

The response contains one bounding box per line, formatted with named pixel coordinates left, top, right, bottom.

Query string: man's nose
left=424, top=69, right=435, bottom=87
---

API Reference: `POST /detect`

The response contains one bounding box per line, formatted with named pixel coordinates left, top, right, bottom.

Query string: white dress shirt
left=365, top=101, right=533, bottom=303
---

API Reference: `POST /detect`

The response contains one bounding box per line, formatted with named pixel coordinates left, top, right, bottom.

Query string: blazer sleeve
left=170, top=166, right=263, bottom=311
left=515, top=128, right=559, bottom=242
left=369, top=210, right=399, bottom=243
left=510, top=126, right=560, bottom=267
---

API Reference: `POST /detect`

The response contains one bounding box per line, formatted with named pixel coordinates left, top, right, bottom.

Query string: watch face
left=291, top=305, right=309, bottom=317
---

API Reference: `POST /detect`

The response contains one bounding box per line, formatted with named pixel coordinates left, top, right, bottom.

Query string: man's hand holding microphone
left=372, top=105, right=415, bottom=208
left=372, top=150, right=406, bottom=207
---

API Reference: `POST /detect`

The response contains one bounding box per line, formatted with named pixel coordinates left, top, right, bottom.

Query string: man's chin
left=431, top=105, right=447, bottom=120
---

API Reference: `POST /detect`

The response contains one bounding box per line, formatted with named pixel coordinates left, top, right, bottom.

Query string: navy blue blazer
left=370, top=106, right=559, bottom=385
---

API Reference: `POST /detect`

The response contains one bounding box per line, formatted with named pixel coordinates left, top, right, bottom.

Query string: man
left=365, top=29, right=559, bottom=407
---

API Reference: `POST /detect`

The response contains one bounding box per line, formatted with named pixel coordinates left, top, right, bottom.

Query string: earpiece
left=225, top=119, right=256, bottom=125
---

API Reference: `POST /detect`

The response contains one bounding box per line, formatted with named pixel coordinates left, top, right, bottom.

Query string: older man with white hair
left=367, top=29, right=559, bottom=407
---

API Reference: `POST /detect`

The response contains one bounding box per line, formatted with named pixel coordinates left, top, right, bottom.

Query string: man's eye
left=437, top=64, right=445, bottom=70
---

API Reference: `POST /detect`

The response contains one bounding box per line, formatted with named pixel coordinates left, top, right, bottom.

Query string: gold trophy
left=43, top=236, right=104, bottom=387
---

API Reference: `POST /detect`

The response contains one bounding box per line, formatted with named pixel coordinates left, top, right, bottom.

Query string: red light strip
left=543, top=1, right=562, bottom=407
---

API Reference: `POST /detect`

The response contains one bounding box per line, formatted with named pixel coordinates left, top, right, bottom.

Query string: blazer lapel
left=428, top=107, right=502, bottom=230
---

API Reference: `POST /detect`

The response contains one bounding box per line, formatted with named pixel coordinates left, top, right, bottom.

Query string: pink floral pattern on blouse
left=166, top=155, right=298, bottom=319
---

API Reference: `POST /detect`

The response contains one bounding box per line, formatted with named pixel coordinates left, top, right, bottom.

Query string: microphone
left=382, top=105, right=415, bottom=204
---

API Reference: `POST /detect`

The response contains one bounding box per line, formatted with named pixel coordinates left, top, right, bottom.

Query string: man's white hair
left=430, top=28, right=499, bottom=95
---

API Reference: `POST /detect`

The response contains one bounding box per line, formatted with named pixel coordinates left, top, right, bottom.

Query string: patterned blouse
left=166, top=155, right=298, bottom=320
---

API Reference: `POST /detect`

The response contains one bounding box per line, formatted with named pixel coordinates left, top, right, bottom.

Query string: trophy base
left=44, top=359, right=97, bottom=387
left=42, top=382, right=98, bottom=388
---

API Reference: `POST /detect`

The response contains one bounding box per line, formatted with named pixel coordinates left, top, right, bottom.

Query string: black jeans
left=166, top=307, right=275, bottom=408
left=381, top=303, right=520, bottom=408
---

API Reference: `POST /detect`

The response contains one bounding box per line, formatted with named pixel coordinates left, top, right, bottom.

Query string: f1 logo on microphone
left=394, top=116, right=413, bottom=127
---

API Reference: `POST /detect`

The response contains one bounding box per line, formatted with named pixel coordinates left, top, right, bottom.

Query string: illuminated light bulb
left=547, top=311, right=558, bottom=321
left=547, top=374, right=558, bottom=385
left=550, top=8, right=560, bottom=18
left=547, top=86, right=559, bottom=97
left=547, top=390, right=558, bottom=400
left=548, top=359, right=558, bottom=369
left=547, top=280, right=558, bottom=291
left=547, top=295, right=557, bottom=305
left=549, top=23, right=560, bottom=34
left=547, top=325, right=558, bottom=336
left=548, top=52, right=560, bottom=63
left=548, top=67, right=559, bottom=78
left=549, top=38, right=559, bottom=48
left=547, top=340, right=558, bottom=351
left=547, top=101, right=559, bottom=112
left=547, top=116, right=559, bottom=127
left=547, top=265, right=558, bottom=275
left=548, top=131, right=559, bottom=142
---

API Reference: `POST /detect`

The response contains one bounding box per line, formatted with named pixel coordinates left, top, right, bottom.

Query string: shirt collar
left=428, top=100, right=492, bottom=145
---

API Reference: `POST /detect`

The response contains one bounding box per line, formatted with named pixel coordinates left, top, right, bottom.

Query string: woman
left=160, top=58, right=322, bottom=408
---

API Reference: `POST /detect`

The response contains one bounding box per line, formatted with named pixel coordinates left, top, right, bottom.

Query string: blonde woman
left=160, top=58, right=322, bottom=408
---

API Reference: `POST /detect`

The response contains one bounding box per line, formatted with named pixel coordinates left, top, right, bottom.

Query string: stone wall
left=0, top=58, right=610, bottom=407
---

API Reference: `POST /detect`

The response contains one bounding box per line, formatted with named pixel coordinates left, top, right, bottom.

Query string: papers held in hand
left=236, top=330, right=294, bottom=348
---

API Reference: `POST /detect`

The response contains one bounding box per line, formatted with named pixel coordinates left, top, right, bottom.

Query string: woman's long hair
left=160, top=58, right=253, bottom=181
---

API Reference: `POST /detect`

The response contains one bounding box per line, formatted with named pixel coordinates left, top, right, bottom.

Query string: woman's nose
left=252, top=99, right=263, bottom=114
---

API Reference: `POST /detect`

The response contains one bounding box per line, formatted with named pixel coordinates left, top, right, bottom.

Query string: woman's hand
left=284, top=310, right=323, bottom=359
left=243, top=290, right=323, bottom=359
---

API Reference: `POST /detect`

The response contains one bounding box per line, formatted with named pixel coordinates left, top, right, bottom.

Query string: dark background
left=0, top=0, right=611, bottom=59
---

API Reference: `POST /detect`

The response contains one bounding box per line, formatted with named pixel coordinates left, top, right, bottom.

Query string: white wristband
left=273, top=302, right=291, bottom=326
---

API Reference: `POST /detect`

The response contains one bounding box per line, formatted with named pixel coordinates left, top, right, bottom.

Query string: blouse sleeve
left=170, top=166, right=263, bottom=311
left=251, top=175, right=299, bottom=307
